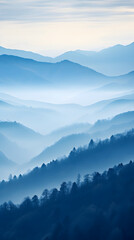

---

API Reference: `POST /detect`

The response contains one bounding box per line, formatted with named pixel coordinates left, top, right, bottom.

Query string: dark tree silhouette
left=0, top=161, right=134, bottom=239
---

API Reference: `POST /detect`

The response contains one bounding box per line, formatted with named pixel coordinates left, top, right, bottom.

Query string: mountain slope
left=0, top=151, right=15, bottom=167
left=0, top=91, right=134, bottom=135
left=0, top=161, right=134, bottom=240
left=0, top=131, right=30, bottom=164
left=0, top=46, right=52, bottom=62
left=0, top=129, right=134, bottom=203
left=54, top=42, right=134, bottom=76
left=32, top=111, right=134, bottom=168
left=82, top=97, right=134, bottom=122
left=0, top=150, right=17, bottom=182
left=31, top=133, right=91, bottom=166
left=0, top=100, right=12, bottom=108
left=0, top=121, right=46, bottom=161
left=88, top=111, right=134, bottom=140
left=42, top=123, right=91, bottom=147
left=1, top=42, right=134, bottom=76
left=0, top=121, right=44, bottom=144
left=0, top=55, right=108, bottom=87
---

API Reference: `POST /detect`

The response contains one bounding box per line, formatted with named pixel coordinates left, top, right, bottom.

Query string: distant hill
left=0, top=121, right=43, bottom=143
left=0, top=97, right=87, bottom=134
left=88, top=111, right=134, bottom=140
left=0, top=131, right=28, bottom=164
left=0, top=100, right=12, bottom=108
left=117, top=71, right=134, bottom=87
left=0, top=151, right=15, bottom=167
left=82, top=97, right=134, bottom=122
left=0, top=55, right=107, bottom=87
left=0, top=46, right=52, bottom=62
left=31, top=111, right=134, bottom=168
left=0, top=129, right=134, bottom=203
left=91, top=111, right=134, bottom=131
left=112, top=111, right=134, bottom=123
left=98, top=71, right=134, bottom=91
left=54, top=42, right=134, bottom=76
left=43, top=123, right=91, bottom=146
left=0, top=54, right=134, bottom=93
left=0, top=150, right=16, bottom=180
left=0, top=91, right=134, bottom=135
left=0, top=121, right=45, bottom=161
left=1, top=42, right=134, bottom=76
left=31, top=133, right=91, bottom=167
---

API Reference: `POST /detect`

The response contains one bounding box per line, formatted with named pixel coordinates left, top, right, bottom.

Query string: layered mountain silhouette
left=82, top=95, right=134, bottom=122
left=0, top=129, right=134, bottom=203
left=0, top=46, right=52, bottom=62
left=0, top=121, right=45, bottom=162
left=43, top=123, right=91, bottom=145
left=1, top=42, right=134, bottom=76
left=99, top=71, right=134, bottom=91
left=0, top=40, right=134, bottom=240
left=31, top=111, right=134, bottom=168
left=0, top=97, right=62, bottom=134
left=0, top=91, right=134, bottom=135
left=88, top=111, right=134, bottom=139
left=0, top=54, right=134, bottom=91
left=0, top=151, right=15, bottom=168
left=0, top=150, right=16, bottom=181
left=0, top=131, right=26, bottom=164
left=0, top=121, right=43, bottom=146
left=1, top=161, right=134, bottom=240
left=54, top=43, right=134, bottom=76
left=31, top=133, right=91, bottom=167
left=0, top=55, right=107, bottom=87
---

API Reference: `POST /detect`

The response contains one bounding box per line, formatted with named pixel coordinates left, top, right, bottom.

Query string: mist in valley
left=0, top=43, right=133, bottom=201
left=0, top=83, right=134, bottom=181
left=1, top=0, right=134, bottom=237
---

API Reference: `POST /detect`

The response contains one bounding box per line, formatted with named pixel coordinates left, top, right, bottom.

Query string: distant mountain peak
left=127, top=42, right=134, bottom=47
left=0, top=46, right=52, bottom=62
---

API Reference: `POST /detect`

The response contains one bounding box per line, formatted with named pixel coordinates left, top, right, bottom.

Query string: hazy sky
left=0, top=0, right=134, bottom=56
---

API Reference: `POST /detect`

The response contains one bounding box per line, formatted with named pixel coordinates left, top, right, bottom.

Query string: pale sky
left=0, top=0, right=134, bottom=56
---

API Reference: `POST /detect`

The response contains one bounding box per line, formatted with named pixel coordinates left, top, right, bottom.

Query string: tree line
left=0, top=161, right=134, bottom=239
left=0, top=129, right=134, bottom=203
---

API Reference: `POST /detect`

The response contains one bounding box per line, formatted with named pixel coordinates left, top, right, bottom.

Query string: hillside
left=31, top=133, right=90, bottom=166
left=0, top=121, right=43, bottom=144
left=43, top=123, right=91, bottom=146
left=0, top=161, right=134, bottom=240
left=82, top=97, right=134, bottom=122
left=31, top=111, right=134, bottom=167
left=89, top=111, right=134, bottom=135
left=0, top=150, right=16, bottom=180
left=0, top=129, right=134, bottom=203
left=0, top=151, right=15, bottom=167
left=0, top=55, right=107, bottom=87
left=0, top=131, right=28, bottom=164
left=0, top=46, right=52, bottom=62
left=1, top=42, right=134, bottom=76
left=0, top=121, right=45, bottom=161
left=54, top=42, right=134, bottom=76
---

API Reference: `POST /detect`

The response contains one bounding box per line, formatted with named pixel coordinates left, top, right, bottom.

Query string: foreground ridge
left=0, top=160, right=134, bottom=240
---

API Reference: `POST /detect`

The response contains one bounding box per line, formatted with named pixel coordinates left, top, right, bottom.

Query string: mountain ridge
left=1, top=42, right=134, bottom=76
left=0, top=54, right=108, bottom=87
left=0, top=129, right=134, bottom=203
